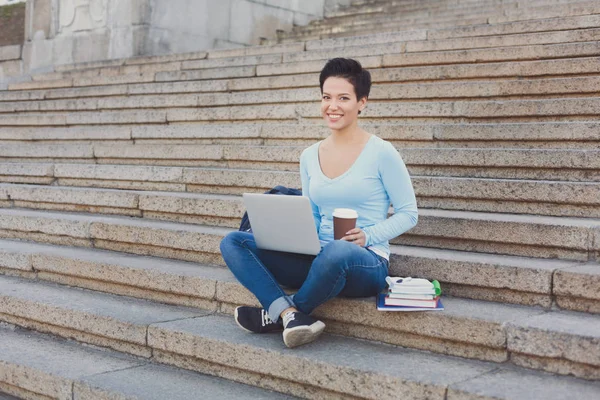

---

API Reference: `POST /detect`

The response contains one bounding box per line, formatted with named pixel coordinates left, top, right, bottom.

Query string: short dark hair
left=319, top=58, right=371, bottom=101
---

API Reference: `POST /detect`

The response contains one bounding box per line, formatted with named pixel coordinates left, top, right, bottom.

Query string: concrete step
left=407, top=27, right=600, bottom=53
left=8, top=53, right=600, bottom=105
left=3, top=156, right=600, bottom=216
left=2, top=122, right=599, bottom=149
left=0, top=233, right=596, bottom=316
left=312, top=2, right=516, bottom=28
left=0, top=273, right=598, bottom=384
left=323, top=0, right=591, bottom=22
left=2, top=143, right=600, bottom=182
left=278, top=16, right=488, bottom=42
left=49, top=42, right=305, bottom=75
left=491, top=0, right=600, bottom=24
left=6, top=45, right=600, bottom=97
left=429, top=14, right=600, bottom=40
left=7, top=27, right=600, bottom=92
left=237, top=57, right=600, bottom=89
left=383, top=41, right=600, bottom=68
left=36, top=53, right=283, bottom=83
left=296, top=1, right=593, bottom=35
left=7, top=75, right=600, bottom=115
left=3, top=320, right=599, bottom=400
left=0, top=205, right=597, bottom=265
left=4, top=95, right=600, bottom=126
left=5, top=153, right=600, bottom=208
left=0, top=324, right=294, bottom=400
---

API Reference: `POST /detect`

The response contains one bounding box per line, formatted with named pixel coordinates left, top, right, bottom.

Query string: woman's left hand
left=341, top=228, right=366, bottom=247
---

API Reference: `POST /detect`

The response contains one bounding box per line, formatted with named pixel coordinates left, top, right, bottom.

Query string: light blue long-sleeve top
left=300, top=134, right=418, bottom=260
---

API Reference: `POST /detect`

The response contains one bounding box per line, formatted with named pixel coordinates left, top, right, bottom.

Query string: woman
left=220, top=58, right=418, bottom=348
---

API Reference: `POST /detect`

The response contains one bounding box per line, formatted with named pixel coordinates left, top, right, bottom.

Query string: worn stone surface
left=507, top=311, right=600, bottom=367
left=139, top=191, right=243, bottom=217
left=207, top=43, right=305, bottom=59
left=306, top=30, right=426, bottom=50
left=510, top=353, right=600, bottom=380
left=491, top=1, right=600, bottom=24
left=0, top=114, right=67, bottom=126
left=375, top=57, right=600, bottom=83
left=65, top=110, right=167, bottom=125
left=447, top=367, right=600, bottom=400
left=155, top=66, right=256, bottom=82
left=72, top=73, right=155, bottom=87
left=54, top=164, right=183, bottom=182
left=131, top=124, right=261, bottom=140
left=95, top=94, right=198, bottom=109
left=0, top=163, right=53, bottom=178
left=385, top=40, right=600, bottom=67
left=0, top=126, right=131, bottom=141
left=148, top=315, right=496, bottom=400
left=0, top=209, right=92, bottom=238
left=407, top=28, right=600, bottom=53
left=554, top=263, right=600, bottom=301
left=283, top=41, right=405, bottom=63
left=371, top=76, right=600, bottom=99
left=257, top=56, right=382, bottom=76
left=228, top=73, right=320, bottom=91
left=182, top=167, right=299, bottom=189
left=0, top=275, right=207, bottom=346
left=432, top=13, right=600, bottom=40
left=0, top=145, right=93, bottom=159
left=0, top=326, right=143, bottom=400
left=167, top=104, right=297, bottom=122
left=89, top=217, right=231, bottom=254
left=74, top=363, right=294, bottom=400
left=409, top=209, right=594, bottom=253
left=431, top=122, right=600, bottom=142
left=3, top=184, right=138, bottom=209
left=8, top=79, right=73, bottom=91
left=25, top=242, right=229, bottom=300
left=127, top=80, right=228, bottom=94
left=414, top=177, right=600, bottom=206
left=95, top=144, right=224, bottom=160
left=181, top=54, right=281, bottom=70
left=152, top=348, right=347, bottom=400
left=57, top=178, right=186, bottom=192
left=390, top=245, right=577, bottom=295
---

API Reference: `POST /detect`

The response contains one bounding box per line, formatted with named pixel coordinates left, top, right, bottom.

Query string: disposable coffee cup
left=333, top=208, right=358, bottom=240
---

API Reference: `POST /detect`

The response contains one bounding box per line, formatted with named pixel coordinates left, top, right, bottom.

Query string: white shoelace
left=282, top=311, right=295, bottom=328
left=261, top=309, right=274, bottom=327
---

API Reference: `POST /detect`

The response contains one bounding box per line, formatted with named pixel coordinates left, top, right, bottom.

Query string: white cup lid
left=333, top=208, right=358, bottom=219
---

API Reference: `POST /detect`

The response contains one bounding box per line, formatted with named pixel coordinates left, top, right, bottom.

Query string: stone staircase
left=0, top=0, right=599, bottom=398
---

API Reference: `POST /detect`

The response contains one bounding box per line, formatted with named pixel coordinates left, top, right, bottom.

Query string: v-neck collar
left=316, top=135, right=375, bottom=182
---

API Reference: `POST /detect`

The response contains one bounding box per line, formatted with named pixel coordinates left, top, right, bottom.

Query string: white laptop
left=242, top=193, right=321, bottom=255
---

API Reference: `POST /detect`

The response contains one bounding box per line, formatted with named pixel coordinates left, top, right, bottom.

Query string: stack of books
left=377, top=276, right=443, bottom=311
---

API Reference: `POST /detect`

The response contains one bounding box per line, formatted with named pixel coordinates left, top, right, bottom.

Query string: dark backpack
left=239, top=185, right=302, bottom=232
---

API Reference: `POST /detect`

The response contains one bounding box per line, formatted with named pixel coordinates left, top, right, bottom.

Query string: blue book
left=377, top=293, right=444, bottom=312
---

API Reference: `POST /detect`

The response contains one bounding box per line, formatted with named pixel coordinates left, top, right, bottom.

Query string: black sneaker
left=234, top=306, right=284, bottom=333
left=282, top=311, right=326, bottom=348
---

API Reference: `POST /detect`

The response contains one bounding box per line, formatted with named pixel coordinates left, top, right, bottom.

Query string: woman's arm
left=300, top=150, right=321, bottom=233
left=362, top=142, right=418, bottom=246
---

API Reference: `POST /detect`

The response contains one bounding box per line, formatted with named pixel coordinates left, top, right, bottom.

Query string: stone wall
left=20, top=0, right=351, bottom=74
left=0, top=2, right=26, bottom=46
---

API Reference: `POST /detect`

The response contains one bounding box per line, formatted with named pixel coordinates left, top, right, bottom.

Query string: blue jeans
left=220, top=231, right=389, bottom=322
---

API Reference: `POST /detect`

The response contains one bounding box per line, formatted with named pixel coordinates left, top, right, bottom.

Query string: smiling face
left=321, top=76, right=367, bottom=132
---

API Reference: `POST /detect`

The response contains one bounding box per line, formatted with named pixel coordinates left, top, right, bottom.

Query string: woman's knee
left=220, top=231, right=250, bottom=254
left=315, top=240, right=357, bottom=273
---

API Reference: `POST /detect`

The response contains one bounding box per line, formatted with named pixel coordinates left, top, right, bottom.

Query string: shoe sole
left=283, top=321, right=326, bottom=348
